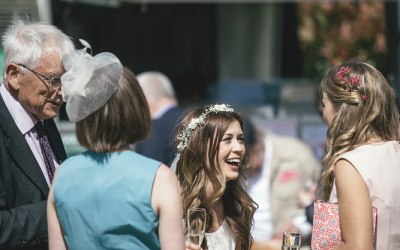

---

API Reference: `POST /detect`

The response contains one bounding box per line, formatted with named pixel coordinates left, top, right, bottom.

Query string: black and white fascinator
left=61, top=39, right=123, bottom=122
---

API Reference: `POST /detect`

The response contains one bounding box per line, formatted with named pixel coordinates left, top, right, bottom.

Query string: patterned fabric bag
left=311, top=200, right=377, bottom=249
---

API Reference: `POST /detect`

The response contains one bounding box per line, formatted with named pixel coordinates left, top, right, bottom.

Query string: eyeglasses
left=17, top=63, right=62, bottom=89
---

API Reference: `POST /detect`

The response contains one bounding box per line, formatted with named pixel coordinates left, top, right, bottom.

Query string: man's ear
left=5, top=63, right=22, bottom=91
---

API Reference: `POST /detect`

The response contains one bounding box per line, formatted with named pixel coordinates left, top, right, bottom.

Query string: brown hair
left=175, top=106, right=257, bottom=250
left=76, top=67, right=151, bottom=153
left=320, top=60, right=400, bottom=200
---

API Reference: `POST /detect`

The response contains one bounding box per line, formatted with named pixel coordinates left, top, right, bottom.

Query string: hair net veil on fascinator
left=61, top=39, right=123, bottom=122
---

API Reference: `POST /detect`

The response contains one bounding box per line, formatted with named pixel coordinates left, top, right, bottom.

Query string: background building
left=1, top=0, right=399, bottom=158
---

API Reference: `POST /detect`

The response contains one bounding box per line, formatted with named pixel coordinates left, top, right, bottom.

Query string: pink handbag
left=311, top=200, right=377, bottom=250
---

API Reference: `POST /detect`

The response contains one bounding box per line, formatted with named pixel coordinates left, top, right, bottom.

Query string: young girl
left=320, top=60, right=400, bottom=249
left=174, top=104, right=257, bottom=250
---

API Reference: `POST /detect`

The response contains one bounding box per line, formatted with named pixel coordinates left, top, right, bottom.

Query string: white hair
left=137, top=71, right=176, bottom=101
left=2, top=18, right=75, bottom=78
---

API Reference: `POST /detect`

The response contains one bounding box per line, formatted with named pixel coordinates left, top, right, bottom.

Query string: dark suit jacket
left=0, top=95, right=67, bottom=250
left=135, top=106, right=183, bottom=165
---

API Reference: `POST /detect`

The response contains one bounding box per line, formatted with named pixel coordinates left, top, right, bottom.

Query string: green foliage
left=298, top=2, right=387, bottom=80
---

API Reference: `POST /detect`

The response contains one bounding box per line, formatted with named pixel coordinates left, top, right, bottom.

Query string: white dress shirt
left=0, top=83, right=59, bottom=186
left=248, top=135, right=274, bottom=242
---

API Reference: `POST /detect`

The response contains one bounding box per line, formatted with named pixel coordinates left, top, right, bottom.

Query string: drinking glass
left=282, top=232, right=301, bottom=250
left=187, top=208, right=206, bottom=246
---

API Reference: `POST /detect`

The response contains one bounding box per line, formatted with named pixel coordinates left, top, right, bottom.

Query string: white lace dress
left=204, top=220, right=236, bottom=250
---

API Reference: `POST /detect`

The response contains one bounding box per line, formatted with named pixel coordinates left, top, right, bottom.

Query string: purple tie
left=35, top=122, right=56, bottom=183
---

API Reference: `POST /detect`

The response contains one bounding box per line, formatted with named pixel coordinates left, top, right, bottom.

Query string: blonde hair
left=175, top=106, right=256, bottom=250
left=320, top=60, right=400, bottom=200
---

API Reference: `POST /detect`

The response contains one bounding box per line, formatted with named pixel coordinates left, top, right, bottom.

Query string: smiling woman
left=174, top=104, right=257, bottom=250
left=218, top=120, right=244, bottom=181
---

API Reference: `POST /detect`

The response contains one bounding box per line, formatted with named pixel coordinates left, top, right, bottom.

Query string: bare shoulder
left=335, top=158, right=369, bottom=202
left=156, top=164, right=178, bottom=183
left=152, top=164, right=181, bottom=213
left=334, top=159, right=361, bottom=182
left=153, top=164, right=179, bottom=197
left=335, top=158, right=354, bottom=169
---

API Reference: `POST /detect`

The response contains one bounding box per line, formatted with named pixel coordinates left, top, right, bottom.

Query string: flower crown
left=336, top=66, right=367, bottom=101
left=177, top=104, right=234, bottom=153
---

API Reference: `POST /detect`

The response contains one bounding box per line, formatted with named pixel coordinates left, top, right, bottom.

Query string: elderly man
left=0, top=19, right=74, bottom=249
left=135, top=71, right=183, bottom=165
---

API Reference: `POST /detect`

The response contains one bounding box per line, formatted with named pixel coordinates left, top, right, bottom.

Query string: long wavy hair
left=175, top=106, right=257, bottom=250
left=320, top=60, right=400, bottom=200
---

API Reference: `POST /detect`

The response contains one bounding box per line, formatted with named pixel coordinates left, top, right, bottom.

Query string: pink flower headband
left=336, top=66, right=367, bottom=101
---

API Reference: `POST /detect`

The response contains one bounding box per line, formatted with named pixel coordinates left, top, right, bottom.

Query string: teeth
left=227, top=159, right=240, bottom=163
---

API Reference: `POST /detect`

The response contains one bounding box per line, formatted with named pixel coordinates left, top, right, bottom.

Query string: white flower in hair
left=177, top=104, right=234, bottom=153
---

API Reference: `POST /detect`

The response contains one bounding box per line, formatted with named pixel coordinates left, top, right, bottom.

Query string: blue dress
left=53, top=150, right=161, bottom=250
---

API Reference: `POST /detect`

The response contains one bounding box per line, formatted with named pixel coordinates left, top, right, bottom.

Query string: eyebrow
left=223, top=133, right=244, bottom=137
left=46, top=72, right=63, bottom=78
left=41, top=68, right=65, bottom=77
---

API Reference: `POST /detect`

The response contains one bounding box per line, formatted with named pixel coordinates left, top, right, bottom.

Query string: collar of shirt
left=153, top=103, right=177, bottom=120
left=0, top=83, right=37, bottom=134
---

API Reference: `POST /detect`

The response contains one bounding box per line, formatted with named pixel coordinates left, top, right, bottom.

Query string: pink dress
left=329, top=141, right=400, bottom=250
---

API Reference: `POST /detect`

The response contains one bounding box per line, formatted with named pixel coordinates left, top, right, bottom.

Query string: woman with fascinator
left=174, top=104, right=257, bottom=250
left=319, top=60, right=400, bottom=249
left=46, top=43, right=185, bottom=250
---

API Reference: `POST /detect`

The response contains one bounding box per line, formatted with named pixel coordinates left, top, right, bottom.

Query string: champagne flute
left=282, top=232, right=301, bottom=250
left=187, top=208, right=206, bottom=246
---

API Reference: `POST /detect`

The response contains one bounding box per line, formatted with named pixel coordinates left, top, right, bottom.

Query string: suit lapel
left=0, top=96, right=49, bottom=195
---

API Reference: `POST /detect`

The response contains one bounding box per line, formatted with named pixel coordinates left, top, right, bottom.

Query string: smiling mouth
left=226, top=158, right=240, bottom=170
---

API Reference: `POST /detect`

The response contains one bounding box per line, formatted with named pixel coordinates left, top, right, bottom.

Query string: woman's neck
left=207, top=200, right=225, bottom=233
left=204, top=176, right=227, bottom=232
left=365, top=135, right=384, bottom=144
left=204, top=176, right=223, bottom=202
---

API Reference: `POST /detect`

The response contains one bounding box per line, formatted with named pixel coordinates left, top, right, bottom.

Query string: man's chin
left=40, top=107, right=61, bottom=120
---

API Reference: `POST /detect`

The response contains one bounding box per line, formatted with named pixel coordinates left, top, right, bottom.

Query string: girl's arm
left=333, top=159, right=374, bottom=250
left=47, top=184, right=67, bottom=250
left=152, top=164, right=186, bottom=250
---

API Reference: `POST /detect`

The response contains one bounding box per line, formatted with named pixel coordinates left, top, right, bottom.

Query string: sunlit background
left=0, top=0, right=398, bottom=158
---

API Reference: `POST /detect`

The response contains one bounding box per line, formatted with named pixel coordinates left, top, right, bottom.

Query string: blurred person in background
left=0, top=19, right=74, bottom=249
left=175, top=104, right=257, bottom=250
left=244, top=119, right=320, bottom=250
left=135, top=71, right=183, bottom=165
left=47, top=47, right=184, bottom=250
